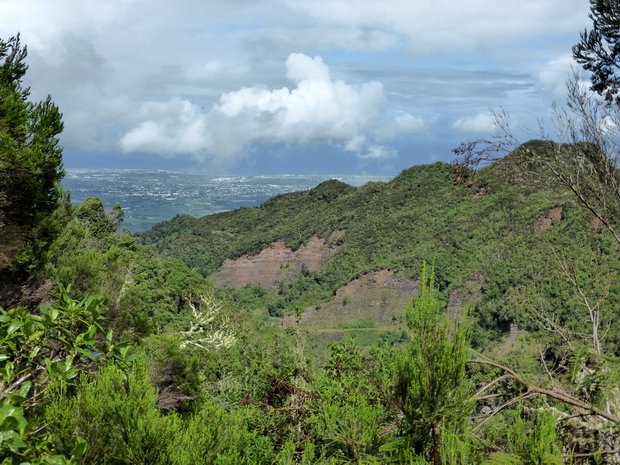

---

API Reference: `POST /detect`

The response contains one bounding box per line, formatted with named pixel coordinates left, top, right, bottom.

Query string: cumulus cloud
left=119, top=100, right=210, bottom=156
left=0, top=0, right=591, bottom=173
left=536, top=54, right=575, bottom=100
left=452, top=112, right=495, bottom=134
left=285, top=53, right=331, bottom=82
left=376, top=112, right=427, bottom=139
left=0, top=0, right=136, bottom=53
left=357, top=144, right=397, bottom=160
left=121, top=53, right=387, bottom=161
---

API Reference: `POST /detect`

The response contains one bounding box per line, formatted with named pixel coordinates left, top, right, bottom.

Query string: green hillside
left=136, top=150, right=620, bottom=350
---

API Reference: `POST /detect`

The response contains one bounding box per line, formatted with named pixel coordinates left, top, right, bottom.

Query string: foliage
left=573, top=0, right=620, bottom=104
left=311, top=393, right=385, bottom=463
left=481, top=410, right=563, bottom=465
left=45, top=361, right=177, bottom=465
left=391, top=263, right=474, bottom=464
left=75, top=197, right=124, bottom=237
left=8, top=27, right=620, bottom=462
left=0, top=35, right=65, bottom=270
left=133, top=157, right=620, bottom=356
left=0, top=285, right=134, bottom=463
left=45, top=203, right=215, bottom=340
left=118, top=254, right=214, bottom=337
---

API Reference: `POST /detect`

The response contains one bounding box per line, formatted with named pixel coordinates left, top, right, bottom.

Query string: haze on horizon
left=0, top=0, right=590, bottom=176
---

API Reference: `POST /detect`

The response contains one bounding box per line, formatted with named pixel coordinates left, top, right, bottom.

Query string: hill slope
left=136, top=158, right=620, bottom=348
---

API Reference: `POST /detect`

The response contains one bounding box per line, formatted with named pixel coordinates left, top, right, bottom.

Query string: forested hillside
left=137, top=149, right=620, bottom=351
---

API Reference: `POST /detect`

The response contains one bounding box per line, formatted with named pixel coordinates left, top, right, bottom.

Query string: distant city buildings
left=63, top=170, right=391, bottom=232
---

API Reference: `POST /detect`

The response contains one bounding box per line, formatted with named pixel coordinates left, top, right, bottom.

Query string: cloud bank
left=121, top=53, right=418, bottom=162
left=0, top=0, right=593, bottom=173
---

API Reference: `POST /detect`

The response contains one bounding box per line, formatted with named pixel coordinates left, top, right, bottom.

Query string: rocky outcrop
left=282, top=270, right=417, bottom=328
left=0, top=270, right=54, bottom=311
left=534, top=206, right=563, bottom=230
left=210, top=234, right=339, bottom=289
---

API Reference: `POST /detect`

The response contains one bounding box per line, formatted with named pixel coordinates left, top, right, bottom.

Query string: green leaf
left=22, top=320, right=35, bottom=337
left=29, top=346, right=40, bottom=359
left=18, top=381, right=31, bottom=399
left=7, top=394, right=26, bottom=405
left=6, top=320, right=24, bottom=335
left=27, top=331, right=44, bottom=342
left=9, top=431, right=27, bottom=449
left=44, top=358, right=59, bottom=377
left=70, top=437, right=88, bottom=458
left=2, top=341, right=15, bottom=352
left=379, top=439, right=403, bottom=452
left=48, top=455, right=71, bottom=465
left=482, top=453, right=522, bottom=464
left=1, top=361, right=14, bottom=382
left=77, top=348, right=99, bottom=361
left=105, top=329, right=113, bottom=347
left=41, top=312, right=53, bottom=329
left=0, top=415, right=18, bottom=432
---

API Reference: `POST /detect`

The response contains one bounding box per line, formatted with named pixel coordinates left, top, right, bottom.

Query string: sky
left=0, top=0, right=592, bottom=175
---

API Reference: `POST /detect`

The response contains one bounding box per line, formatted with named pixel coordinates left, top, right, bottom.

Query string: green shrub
left=46, top=361, right=179, bottom=464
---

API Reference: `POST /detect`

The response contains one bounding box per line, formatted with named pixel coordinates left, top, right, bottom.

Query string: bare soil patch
left=210, top=235, right=338, bottom=289
left=282, top=269, right=417, bottom=328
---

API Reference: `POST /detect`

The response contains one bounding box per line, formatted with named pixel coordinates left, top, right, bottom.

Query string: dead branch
left=468, top=359, right=620, bottom=424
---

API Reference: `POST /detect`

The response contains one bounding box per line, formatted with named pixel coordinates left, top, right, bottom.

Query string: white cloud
left=377, top=112, right=427, bottom=139
left=286, top=53, right=331, bottom=82
left=0, top=0, right=594, bottom=173
left=345, top=136, right=366, bottom=152
left=536, top=54, right=575, bottom=100
left=120, top=99, right=210, bottom=156
left=597, top=115, right=620, bottom=135
left=120, top=53, right=386, bottom=161
left=185, top=60, right=223, bottom=81
left=0, top=0, right=137, bottom=54
left=452, top=112, right=495, bottom=134
left=357, top=144, right=397, bottom=160
left=261, top=27, right=400, bottom=53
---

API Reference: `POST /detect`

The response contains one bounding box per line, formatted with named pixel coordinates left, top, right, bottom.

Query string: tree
left=573, top=0, right=620, bottom=104
left=452, top=48, right=620, bottom=463
left=391, top=263, right=473, bottom=464
left=75, top=197, right=124, bottom=237
left=0, top=34, right=65, bottom=270
left=0, top=285, right=136, bottom=462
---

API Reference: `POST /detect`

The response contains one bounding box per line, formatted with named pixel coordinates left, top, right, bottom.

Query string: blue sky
left=1, top=0, right=591, bottom=175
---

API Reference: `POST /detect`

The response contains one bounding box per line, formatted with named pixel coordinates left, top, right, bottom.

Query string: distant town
left=62, top=170, right=392, bottom=232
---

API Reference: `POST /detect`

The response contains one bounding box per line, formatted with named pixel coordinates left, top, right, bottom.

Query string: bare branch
left=468, top=359, right=620, bottom=424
